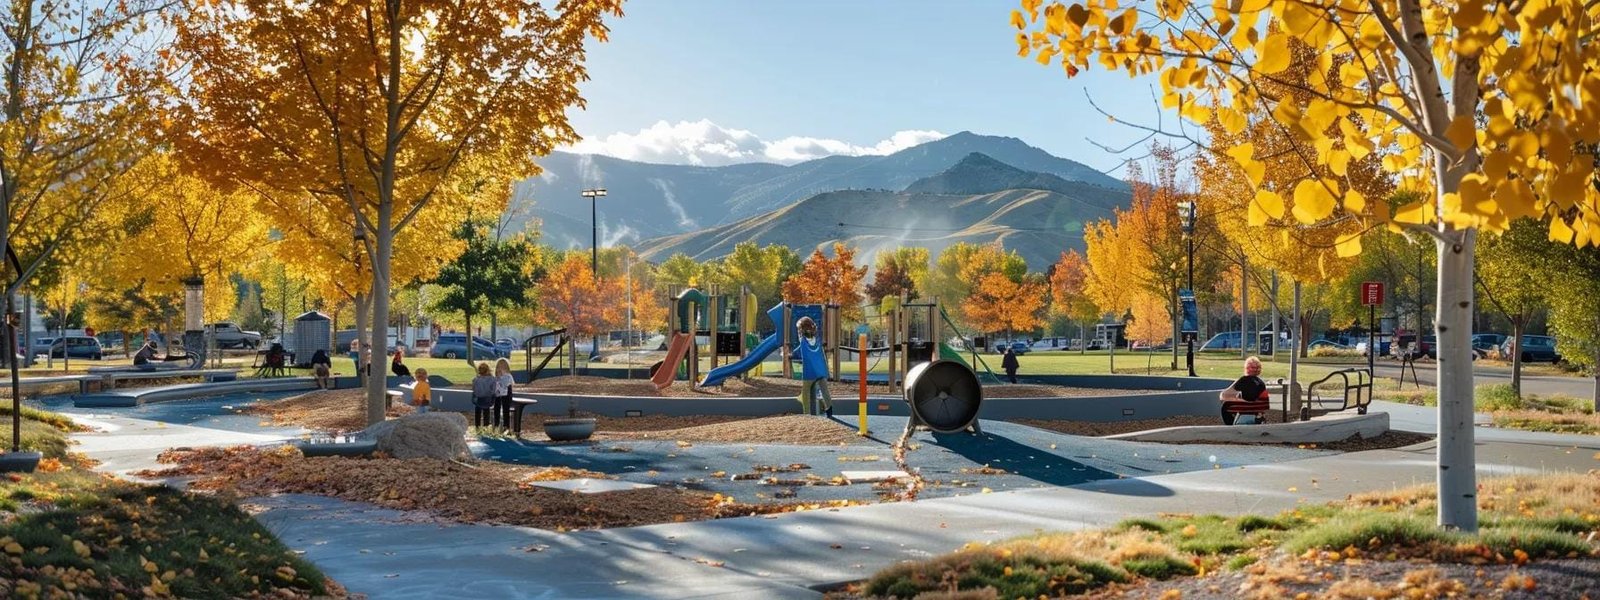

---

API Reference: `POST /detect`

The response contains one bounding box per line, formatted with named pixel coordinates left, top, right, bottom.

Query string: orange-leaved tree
left=537, top=254, right=626, bottom=373
left=963, top=272, right=1047, bottom=344
left=1048, top=250, right=1101, bottom=352
left=1014, top=0, right=1600, bottom=530
left=169, top=0, right=623, bottom=425
left=781, top=243, right=868, bottom=322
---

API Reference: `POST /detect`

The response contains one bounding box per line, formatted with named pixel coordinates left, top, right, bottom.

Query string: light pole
left=582, top=188, right=607, bottom=361
left=1177, top=200, right=1197, bottom=377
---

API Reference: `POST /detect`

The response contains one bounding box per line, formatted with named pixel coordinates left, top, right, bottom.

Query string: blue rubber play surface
left=477, top=417, right=1331, bottom=503
left=31, top=391, right=311, bottom=437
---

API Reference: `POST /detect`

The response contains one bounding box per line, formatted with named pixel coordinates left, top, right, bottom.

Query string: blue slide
left=698, top=332, right=783, bottom=388
left=704, top=302, right=812, bottom=387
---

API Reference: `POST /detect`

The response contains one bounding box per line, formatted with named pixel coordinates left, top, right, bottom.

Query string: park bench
left=99, top=369, right=241, bottom=388
left=1222, top=394, right=1272, bottom=425
left=1299, top=367, right=1374, bottom=421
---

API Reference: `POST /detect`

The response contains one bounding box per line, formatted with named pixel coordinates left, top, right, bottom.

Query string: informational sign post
left=1361, top=282, right=1384, bottom=373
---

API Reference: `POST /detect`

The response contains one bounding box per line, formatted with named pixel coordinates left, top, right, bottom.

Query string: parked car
left=495, top=338, right=518, bottom=355
left=30, top=336, right=55, bottom=356
left=1499, top=335, right=1561, bottom=363
left=45, top=336, right=103, bottom=360
left=1200, top=331, right=1244, bottom=351
left=430, top=333, right=507, bottom=360
left=206, top=322, right=262, bottom=349
left=1307, top=338, right=1350, bottom=350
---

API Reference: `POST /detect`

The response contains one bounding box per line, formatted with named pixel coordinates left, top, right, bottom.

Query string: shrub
left=1285, top=513, right=1454, bottom=555
left=1474, top=384, right=1524, bottom=411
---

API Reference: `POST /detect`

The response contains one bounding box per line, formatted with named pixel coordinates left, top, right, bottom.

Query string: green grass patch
left=0, top=404, right=82, bottom=432
left=863, top=550, right=1129, bottom=599
left=1115, top=518, right=1169, bottom=533
left=1, top=406, right=328, bottom=598
left=1173, top=516, right=1252, bottom=555
left=1235, top=514, right=1291, bottom=532
left=0, top=409, right=73, bottom=460
left=1224, top=554, right=1259, bottom=570
left=1119, top=555, right=1197, bottom=579
left=2, top=470, right=328, bottom=598
left=1284, top=512, right=1454, bottom=555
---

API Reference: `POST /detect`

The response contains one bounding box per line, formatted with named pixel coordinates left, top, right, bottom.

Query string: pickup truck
left=207, top=322, right=262, bottom=349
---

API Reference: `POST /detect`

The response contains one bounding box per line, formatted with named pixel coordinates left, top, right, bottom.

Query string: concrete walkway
left=52, top=397, right=1600, bottom=599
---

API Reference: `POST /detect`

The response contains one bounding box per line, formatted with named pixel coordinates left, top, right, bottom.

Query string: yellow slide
left=651, top=331, right=693, bottom=390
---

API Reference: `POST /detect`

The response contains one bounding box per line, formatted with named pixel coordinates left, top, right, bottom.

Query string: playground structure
left=521, top=327, right=569, bottom=382
left=652, top=286, right=760, bottom=390
left=846, top=295, right=1000, bottom=390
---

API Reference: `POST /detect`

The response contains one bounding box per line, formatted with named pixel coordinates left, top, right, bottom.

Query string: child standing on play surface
left=493, top=358, right=515, bottom=431
left=796, top=316, right=832, bottom=417
left=471, top=362, right=496, bottom=428
left=410, top=368, right=431, bottom=413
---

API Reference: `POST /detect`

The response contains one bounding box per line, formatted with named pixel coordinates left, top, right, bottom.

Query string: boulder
left=363, top=412, right=469, bottom=459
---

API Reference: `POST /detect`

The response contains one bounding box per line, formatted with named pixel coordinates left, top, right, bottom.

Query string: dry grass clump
left=856, top=473, right=1600, bottom=599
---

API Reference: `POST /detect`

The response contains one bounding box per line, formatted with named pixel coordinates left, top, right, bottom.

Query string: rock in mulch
left=362, top=412, right=469, bottom=459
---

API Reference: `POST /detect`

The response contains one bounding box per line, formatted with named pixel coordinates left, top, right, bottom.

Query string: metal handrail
left=1304, top=367, right=1373, bottom=418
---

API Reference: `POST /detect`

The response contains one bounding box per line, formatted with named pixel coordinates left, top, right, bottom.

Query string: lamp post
left=1177, top=200, right=1197, bottom=377
left=581, top=188, right=607, bottom=361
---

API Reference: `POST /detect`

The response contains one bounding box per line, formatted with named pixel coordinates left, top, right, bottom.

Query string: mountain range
left=510, top=131, right=1127, bottom=254
left=631, top=152, right=1131, bottom=271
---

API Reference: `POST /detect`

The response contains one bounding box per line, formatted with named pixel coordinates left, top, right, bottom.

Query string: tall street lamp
left=1177, top=200, right=1197, bottom=377
left=581, top=188, right=607, bottom=360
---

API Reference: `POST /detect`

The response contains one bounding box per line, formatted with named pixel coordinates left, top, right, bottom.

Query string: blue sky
left=566, top=0, right=1172, bottom=176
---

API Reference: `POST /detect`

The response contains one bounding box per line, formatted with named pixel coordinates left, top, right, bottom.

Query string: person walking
left=1001, top=346, right=1020, bottom=384
left=795, top=316, right=832, bottom=417
left=471, top=362, right=496, bottom=429
left=309, top=349, right=333, bottom=389
left=1218, top=356, right=1271, bottom=425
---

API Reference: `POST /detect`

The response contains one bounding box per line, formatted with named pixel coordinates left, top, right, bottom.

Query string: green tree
left=432, top=218, right=540, bottom=362
left=1476, top=219, right=1550, bottom=397
left=655, top=254, right=704, bottom=293
left=866, top=248, right=926, bottom=303
left=1539, top=244, right=1600, bottom=407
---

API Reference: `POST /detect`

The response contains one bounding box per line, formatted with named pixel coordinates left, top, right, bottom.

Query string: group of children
left=470, top=358, right=516, bottom=430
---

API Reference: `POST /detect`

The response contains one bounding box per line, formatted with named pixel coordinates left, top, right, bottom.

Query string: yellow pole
left=858, top=332, right=868, bottom=436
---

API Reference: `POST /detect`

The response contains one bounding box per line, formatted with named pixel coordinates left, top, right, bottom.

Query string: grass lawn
left=1373, top=383, right=1600, bottom=434
left=858, top=472, right=1600, bottom=599
left=0, top=407, right=336, bottom=599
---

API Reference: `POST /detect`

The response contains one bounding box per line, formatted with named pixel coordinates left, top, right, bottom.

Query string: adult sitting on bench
left=132, top=340, right=198, bottom=371
left=1218, top=355, right=1271, bottom=425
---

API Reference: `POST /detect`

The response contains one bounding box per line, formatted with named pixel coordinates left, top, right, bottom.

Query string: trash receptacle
left=291, top=311, right=332, bottom=367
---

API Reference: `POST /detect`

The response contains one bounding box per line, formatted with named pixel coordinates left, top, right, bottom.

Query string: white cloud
left=568, top=119, right=946, bottom=166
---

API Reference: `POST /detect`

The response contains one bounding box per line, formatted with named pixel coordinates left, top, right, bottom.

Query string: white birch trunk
left=1435, top=230, right=1477, bottom=531
left=365, top=206, right=394, bottom=426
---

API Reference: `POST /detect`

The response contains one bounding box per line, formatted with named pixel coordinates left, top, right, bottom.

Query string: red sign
left=84, top=327, right=96, bottom=337
left=1360, top=282, right=1384, bottom=306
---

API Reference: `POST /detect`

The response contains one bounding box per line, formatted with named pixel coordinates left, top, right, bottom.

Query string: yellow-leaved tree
left=1015, top=0, right=1600, bottom=530
left=168, top=0, right=623, bottom=425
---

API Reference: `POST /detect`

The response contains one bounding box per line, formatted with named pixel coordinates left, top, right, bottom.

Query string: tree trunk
left=365, top=212, right=395, bottom=426
left=1436, top=229, right=1478, bottom=532
left=1290, top=281, right=1301, bottom=399
left=353, top=293, right=369, bottom=389
left=1509, top=317, right=1524, bottom=398
left=464, top=310, right=474, bottom=364
left=1240, top=261, right=1249, bottom=358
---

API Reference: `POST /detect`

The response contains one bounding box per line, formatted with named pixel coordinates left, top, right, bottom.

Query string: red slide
left=651, top=332, right=693, bottom=390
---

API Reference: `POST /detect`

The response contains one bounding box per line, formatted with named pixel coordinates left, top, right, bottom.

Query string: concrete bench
left=100, top=369, right=242, bottom=388
left=509, top=396, right=539, bottom=436
left=0, top=374, right=102, bottom=395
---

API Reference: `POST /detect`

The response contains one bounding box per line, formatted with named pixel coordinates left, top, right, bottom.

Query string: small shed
left=291, top=311, right=332, bottom=366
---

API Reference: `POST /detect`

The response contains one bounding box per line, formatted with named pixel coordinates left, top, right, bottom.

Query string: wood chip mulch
left=243, top=389, right=413, bottom=433
left=1078, top=555, right=1600, bottom=600
left=141, top=446, right=815, bottom=531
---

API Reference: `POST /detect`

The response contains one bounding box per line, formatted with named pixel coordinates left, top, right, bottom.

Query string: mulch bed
left=243, top=389, right=413, bottom=433
left=140, top=446, right=833, bottom=531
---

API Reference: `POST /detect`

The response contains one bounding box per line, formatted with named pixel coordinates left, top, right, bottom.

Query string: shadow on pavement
left=926, top=429, right=1127, bottom=488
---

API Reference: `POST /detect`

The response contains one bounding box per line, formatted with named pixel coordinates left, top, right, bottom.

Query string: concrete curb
left=1104, top=412, right=1389, bottom=444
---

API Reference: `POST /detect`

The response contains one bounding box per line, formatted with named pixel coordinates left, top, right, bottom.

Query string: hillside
left=510, top=132, right=1125, bottom=249
left=633, top=155, right=1127, bottom=271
